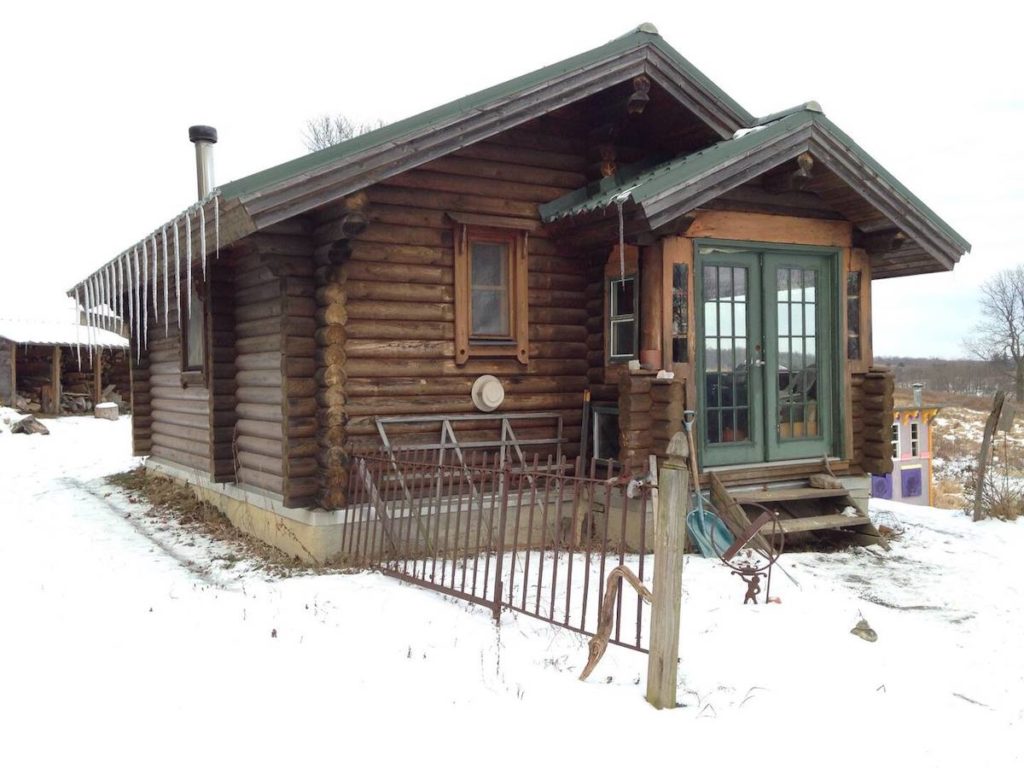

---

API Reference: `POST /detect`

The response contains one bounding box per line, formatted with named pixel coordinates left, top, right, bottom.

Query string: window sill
left=180, top=371, right=206, bottom=389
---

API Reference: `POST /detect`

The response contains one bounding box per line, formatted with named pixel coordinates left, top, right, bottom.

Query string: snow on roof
left=0, top=318, right=128, bottom=348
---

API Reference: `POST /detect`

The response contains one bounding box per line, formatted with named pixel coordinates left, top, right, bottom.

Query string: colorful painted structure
left=871, top=386, right=941, bottom=505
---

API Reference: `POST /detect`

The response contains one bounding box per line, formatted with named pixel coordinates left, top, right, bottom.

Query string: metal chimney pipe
left=912, top=383, right=923, bottom=407
left=188, top=125, right=218, bottom=200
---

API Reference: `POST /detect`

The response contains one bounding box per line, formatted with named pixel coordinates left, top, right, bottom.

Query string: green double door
left=695, top=244, right=835, bottom=468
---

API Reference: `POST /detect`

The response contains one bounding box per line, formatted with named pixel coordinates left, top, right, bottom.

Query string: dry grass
left=107, top=467, right=322, bottom=577
left=932, top=477, right=967, bottom=510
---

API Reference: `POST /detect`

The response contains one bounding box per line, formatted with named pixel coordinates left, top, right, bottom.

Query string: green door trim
left=694, top=239, right=842, bottom=470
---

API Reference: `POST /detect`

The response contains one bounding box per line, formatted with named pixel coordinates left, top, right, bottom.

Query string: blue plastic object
left=686, top=502, right=735, bottom=558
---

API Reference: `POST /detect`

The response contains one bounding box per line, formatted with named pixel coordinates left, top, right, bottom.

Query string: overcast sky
left=2, top=0, right=1019, bottom=359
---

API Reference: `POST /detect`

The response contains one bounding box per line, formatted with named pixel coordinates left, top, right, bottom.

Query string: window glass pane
left=847, top=270, right=862, bottom=360
left=471, top=289, right=509, bottom=335
left=186, top=283, right=204, bottom=370
left=672, top=264, right=688, bottom=363
left=611, top=319, right=635, bottom=357
left=612, top=278, right=634, bottom=316
left=471, top=241, right=510, bottom=336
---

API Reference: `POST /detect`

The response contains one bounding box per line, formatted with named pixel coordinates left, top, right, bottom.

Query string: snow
left=1, top=418, right=1022, bottom=766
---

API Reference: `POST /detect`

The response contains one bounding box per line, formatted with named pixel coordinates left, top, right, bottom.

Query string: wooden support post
left=51, top=344, right=62, bottom=415
left=974, top=390, right=1006, bottom=522
left=646, top=432, right=689, bottom=709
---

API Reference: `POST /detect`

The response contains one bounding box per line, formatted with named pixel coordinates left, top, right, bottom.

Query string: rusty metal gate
left=341, top=448, right=653, bottom=653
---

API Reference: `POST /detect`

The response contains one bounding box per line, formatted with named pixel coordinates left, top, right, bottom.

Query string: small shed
left=870, top=399, right=942, bottom=506
left=0, top=319, right=130, bottom=414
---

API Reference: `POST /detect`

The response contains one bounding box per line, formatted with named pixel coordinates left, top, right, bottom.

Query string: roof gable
left=541, top=107, right=971, bottom=276
left=219, top=25, right=755, bottom=231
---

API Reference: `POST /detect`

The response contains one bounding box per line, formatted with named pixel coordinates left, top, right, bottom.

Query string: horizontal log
left=236, top=351, right=281, bottom=372
left=152, top=421, right=215, bottom=444
left=345, top=374, right=586, bottom=399
left=237, top=467, right=284, bottom=496
left=370, top=181, right=538, bottom=219
left=348, top=241, right=453, bottom=267
left=153, top=431, right=211, bottom=459
left=345, top=280, right=453, bottom=304
left=236, top=368, right=282, bottom=388
left=283, top=335, right=317, bottom=356
left=236, top=434, right=284, bottom=459
left=315, top=326, right=347, bottom=347
left=237, top=450, right=284, bottom=477
left=234, top=335, right=278, bottom=356
left=152, top=397, right=209, bottom=416
left=344, top=392, right=582, bottom=417
left=344, top=357, right=588, bottom=378
left=151, top=444, right=209, bottom=473
left=342, top=260, right=453, bottom=286
left=345, top=320, right=453, bottom=341
left=237, top=386, right=284, bottom=406
left=346, top=299, right=453, bottom=323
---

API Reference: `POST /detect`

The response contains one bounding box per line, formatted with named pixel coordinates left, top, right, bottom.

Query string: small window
left=454, top=224, right=528, bottom=365
left=591, top=405, right=620, bottom=465
left=847, top=270, right=862, bottom=360
left=672, top=263, right=689, bottom=363
left=470, top=241, right=511, bottom=338
left=608, top=275, right=637, bottom=361
left=891, top=422, right=900, bottom=459
left=182, top=281, right=206, bottom=373
left=910, top=421, right=920, bottom=457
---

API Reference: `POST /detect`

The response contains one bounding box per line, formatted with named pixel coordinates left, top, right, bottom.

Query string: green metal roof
left=539, top=107, right=971, bottom=258
left=219, top=24, right=755, bottom=202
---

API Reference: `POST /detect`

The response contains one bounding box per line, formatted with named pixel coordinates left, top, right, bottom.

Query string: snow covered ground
left=1, top=417, right=1021, bottom=767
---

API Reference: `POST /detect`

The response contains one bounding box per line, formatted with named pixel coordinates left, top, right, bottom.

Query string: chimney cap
left=189, top=125, right=218, bottom=144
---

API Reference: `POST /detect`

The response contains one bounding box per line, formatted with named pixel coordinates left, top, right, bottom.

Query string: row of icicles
left=73, top=193, right=221, bottom=367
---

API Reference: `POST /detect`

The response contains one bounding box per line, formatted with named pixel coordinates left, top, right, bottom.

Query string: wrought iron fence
left=342, top=448, right=653, bottom=652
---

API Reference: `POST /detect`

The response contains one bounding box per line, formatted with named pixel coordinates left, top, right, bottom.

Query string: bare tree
left=967, top=265, right=1024, bottom=401
left=302, top=114, right=383, bottom=152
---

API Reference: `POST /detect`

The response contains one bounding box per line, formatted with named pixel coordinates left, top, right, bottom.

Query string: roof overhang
left=542, top=110, right=970, bottom=277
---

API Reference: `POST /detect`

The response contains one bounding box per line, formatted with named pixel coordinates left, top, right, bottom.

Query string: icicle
left=133, top=246, right=142, bottom=362
left=125, top=253, right=134, bottom=352
left=162, top=226, right=169, bottom=336
left=75, top=286, right=83, bottom=369
left=142, top=239, right=149, bottom=347
left=116, top=255, right=124, bottom=332
left=616, top=198, right=626, bottom=280
left=84, top=278, right=94, bottom=366
left=185, top=209, right=192, bottom=319
left=173, top=218, right=181, bottom=319
left=199, top=202, right=207, bottom=280
left=105, top=264, right=113, bottom=331
left=214, top=194, right=220, bottom=259
left=151, top=234, right=159, bottom=336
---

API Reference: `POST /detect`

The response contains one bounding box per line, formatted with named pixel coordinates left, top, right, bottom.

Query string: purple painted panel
left=901, top=467, right=923, bottom=498
left=871, top=473, right=893, bottom=499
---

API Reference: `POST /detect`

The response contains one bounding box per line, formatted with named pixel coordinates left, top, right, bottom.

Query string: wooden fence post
left=646, top=432, right=689, bottom=709
left=974, top=390, right=1006, bottom=522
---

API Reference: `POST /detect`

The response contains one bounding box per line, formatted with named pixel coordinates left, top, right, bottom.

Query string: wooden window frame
left=891, top=422, right=900, bottom=459
left=910, top=421, right=920, bottom=457
left=180, top=278, right=208, bottom=387
left=454, top=223, right=529, bottom=365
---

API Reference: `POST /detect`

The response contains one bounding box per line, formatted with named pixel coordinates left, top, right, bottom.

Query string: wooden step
left=767, top=513, right=874, bottom=535
left=731, top=487, right=851, bottom=504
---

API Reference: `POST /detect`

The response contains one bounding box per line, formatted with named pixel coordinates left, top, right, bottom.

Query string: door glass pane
left=671, top=264, right=689, bottom=363
left=703, top=264, right=750, bottom=445
left=777, top=265, right=820, bottom=441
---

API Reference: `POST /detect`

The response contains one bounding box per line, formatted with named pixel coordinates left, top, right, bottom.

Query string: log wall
left=233, top=227, right=318, bottom=507
left=851, top=365, right=895, bottom=475
left=0, top=340, right=13, bottom=405
left=326, top=124, right=593, bottom=463
left=145, top=295, right=211, bottom=472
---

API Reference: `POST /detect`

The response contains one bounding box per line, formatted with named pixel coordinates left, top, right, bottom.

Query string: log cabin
left=69, top=24, right=969, bottom=562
